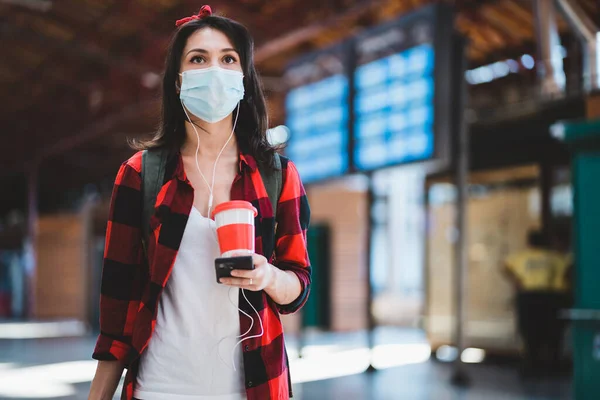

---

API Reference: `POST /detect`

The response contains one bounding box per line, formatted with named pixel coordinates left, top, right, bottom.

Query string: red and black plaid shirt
left=92, top=150, right=311, bottom=400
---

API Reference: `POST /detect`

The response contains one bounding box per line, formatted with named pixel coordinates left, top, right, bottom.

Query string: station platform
left=0, top=327, right=571, bottom=399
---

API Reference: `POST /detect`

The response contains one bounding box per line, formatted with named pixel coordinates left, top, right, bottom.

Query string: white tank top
left=135, top=207, right=246, bottom=400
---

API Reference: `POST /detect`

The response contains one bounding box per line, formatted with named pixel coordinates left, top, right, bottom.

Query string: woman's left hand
left=219, top=252, right=275, bottom=291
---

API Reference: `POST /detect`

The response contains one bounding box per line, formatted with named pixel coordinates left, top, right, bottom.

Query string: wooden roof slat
left=12, top=1, right=126, bottom=89
left=260, top=0, right=297, bottom=17
left=52, top=0, right=116, bottom=24
left=456, top=15, right=497, bottom=55
left=467, top=46, right=487, bottom=61
left=480, top=6, right=533, bottom=41
left=8, top=42, right=46, bottom=67
left=478, top=24, right=510, bottom=49
left=133, top=0, right=178, bottom=10
left=28, top=16, right=75, bottom=42
left=374, top=0, right=412, bottom=22
left=500, top=0, right=535, bottom=30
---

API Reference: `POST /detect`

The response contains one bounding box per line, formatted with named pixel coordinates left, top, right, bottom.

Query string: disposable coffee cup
left=211, top=200, right=258, bottom=257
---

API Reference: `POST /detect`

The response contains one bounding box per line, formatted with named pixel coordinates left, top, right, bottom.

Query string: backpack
left=140, top=148, right=282, bottom=253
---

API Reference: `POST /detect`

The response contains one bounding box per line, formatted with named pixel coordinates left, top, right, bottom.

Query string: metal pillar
left=555, top=0, right=600, bottom=92
left=366, top=173, right=376, bottom=373
left=25, top=165, right=38, bottom=318
left=533, top=0, right=566, bottom=98
left=540, top=160, right=554, bottom=245
left=451, top=34, right=470, bottom=386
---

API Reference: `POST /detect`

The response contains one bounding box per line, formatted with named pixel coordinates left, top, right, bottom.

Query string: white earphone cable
left=230, top=289, right=264, bottom=372
left=180, top=101, right=239, bottom=217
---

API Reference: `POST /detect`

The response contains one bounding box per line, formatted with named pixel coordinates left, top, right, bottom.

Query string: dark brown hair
left=132, top=13, right=275, bottom=167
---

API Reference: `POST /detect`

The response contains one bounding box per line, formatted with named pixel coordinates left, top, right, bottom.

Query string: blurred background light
left=267, top=125, right=291, bottom=146
left=521, top=54, right=536, bottom=70
left=435, top=345, right=459, bottom=362
left=0, top=321, right=86, bottom=339
left=461, top=348, right=486, bottom=364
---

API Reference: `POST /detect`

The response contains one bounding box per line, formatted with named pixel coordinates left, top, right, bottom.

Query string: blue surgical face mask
left=179, top=66, right=245, bottom=123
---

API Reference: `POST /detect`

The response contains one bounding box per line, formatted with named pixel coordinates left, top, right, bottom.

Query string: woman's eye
left=223, top=55, right=237, bottom=64
left=190, top=56, right=205, bottom=64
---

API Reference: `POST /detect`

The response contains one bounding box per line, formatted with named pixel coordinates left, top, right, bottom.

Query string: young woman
left=88, top=5, right=311, bottom=400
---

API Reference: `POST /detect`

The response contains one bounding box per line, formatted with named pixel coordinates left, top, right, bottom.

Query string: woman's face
left=180, top=27, right=242, bottom=74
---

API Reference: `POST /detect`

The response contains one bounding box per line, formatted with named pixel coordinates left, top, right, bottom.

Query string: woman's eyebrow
left=185, top=48, right=208, bottom=56
left=185, top=48, right=239, bottom=56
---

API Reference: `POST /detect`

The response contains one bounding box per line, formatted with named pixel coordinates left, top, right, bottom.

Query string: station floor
left=0, top=325, right=572, bottom=400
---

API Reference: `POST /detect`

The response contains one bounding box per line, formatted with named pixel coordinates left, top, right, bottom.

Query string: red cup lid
left=211, top=200, right=258, bottom=218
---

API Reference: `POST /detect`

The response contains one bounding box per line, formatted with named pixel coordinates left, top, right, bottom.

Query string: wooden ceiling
left=0, top=0, right=598, bottom=213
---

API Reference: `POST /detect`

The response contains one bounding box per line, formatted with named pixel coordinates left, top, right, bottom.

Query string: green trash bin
left=552, top=119, right=600, bottom=399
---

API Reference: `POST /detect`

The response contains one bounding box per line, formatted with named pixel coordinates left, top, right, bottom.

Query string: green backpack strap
left=258, top=153, right=282, bottom=220
left=141, top=148, right=169, bottom=254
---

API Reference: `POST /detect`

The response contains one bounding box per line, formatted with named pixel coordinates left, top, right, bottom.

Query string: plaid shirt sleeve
left=274, top=158, right=311, bottom=315
left=92, top=157, right=144, bottom=364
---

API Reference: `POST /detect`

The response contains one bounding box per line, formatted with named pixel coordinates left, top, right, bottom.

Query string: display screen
left=284, top=4, right=454, bottom=180
left=353, top=9, right=438, bottom=171
left=284, top=46, right=349, bottom=183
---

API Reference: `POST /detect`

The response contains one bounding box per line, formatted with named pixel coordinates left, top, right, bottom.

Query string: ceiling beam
left=254, top=0, right=386, bottom=63
left=38, top=99, right=159, bottom=161
left=254, top=0, right=505, bottom=64
left=0, top=99, right=159, bottom=178
left=0, top=0, right=51, bottom=12
left=1, top=22, right=151, bottom=77
left=480, top=5, right=533, bottom=41
left=0, top=1, right=171, bottom=148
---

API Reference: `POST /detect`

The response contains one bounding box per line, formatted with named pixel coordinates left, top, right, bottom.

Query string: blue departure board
left=353, top=5, right=449, bottom=171
left=355, top=45, right=435, bottom=170
left=284, top=46, right=350, bottom=183
left=284, top=4, right=454, bottom=179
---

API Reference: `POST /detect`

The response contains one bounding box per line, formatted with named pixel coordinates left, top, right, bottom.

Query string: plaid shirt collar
left=173, top=151, right=258, bottom=182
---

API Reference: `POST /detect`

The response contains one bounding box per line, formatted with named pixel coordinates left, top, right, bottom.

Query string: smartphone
left=215, top=256, right=254, bottom=283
